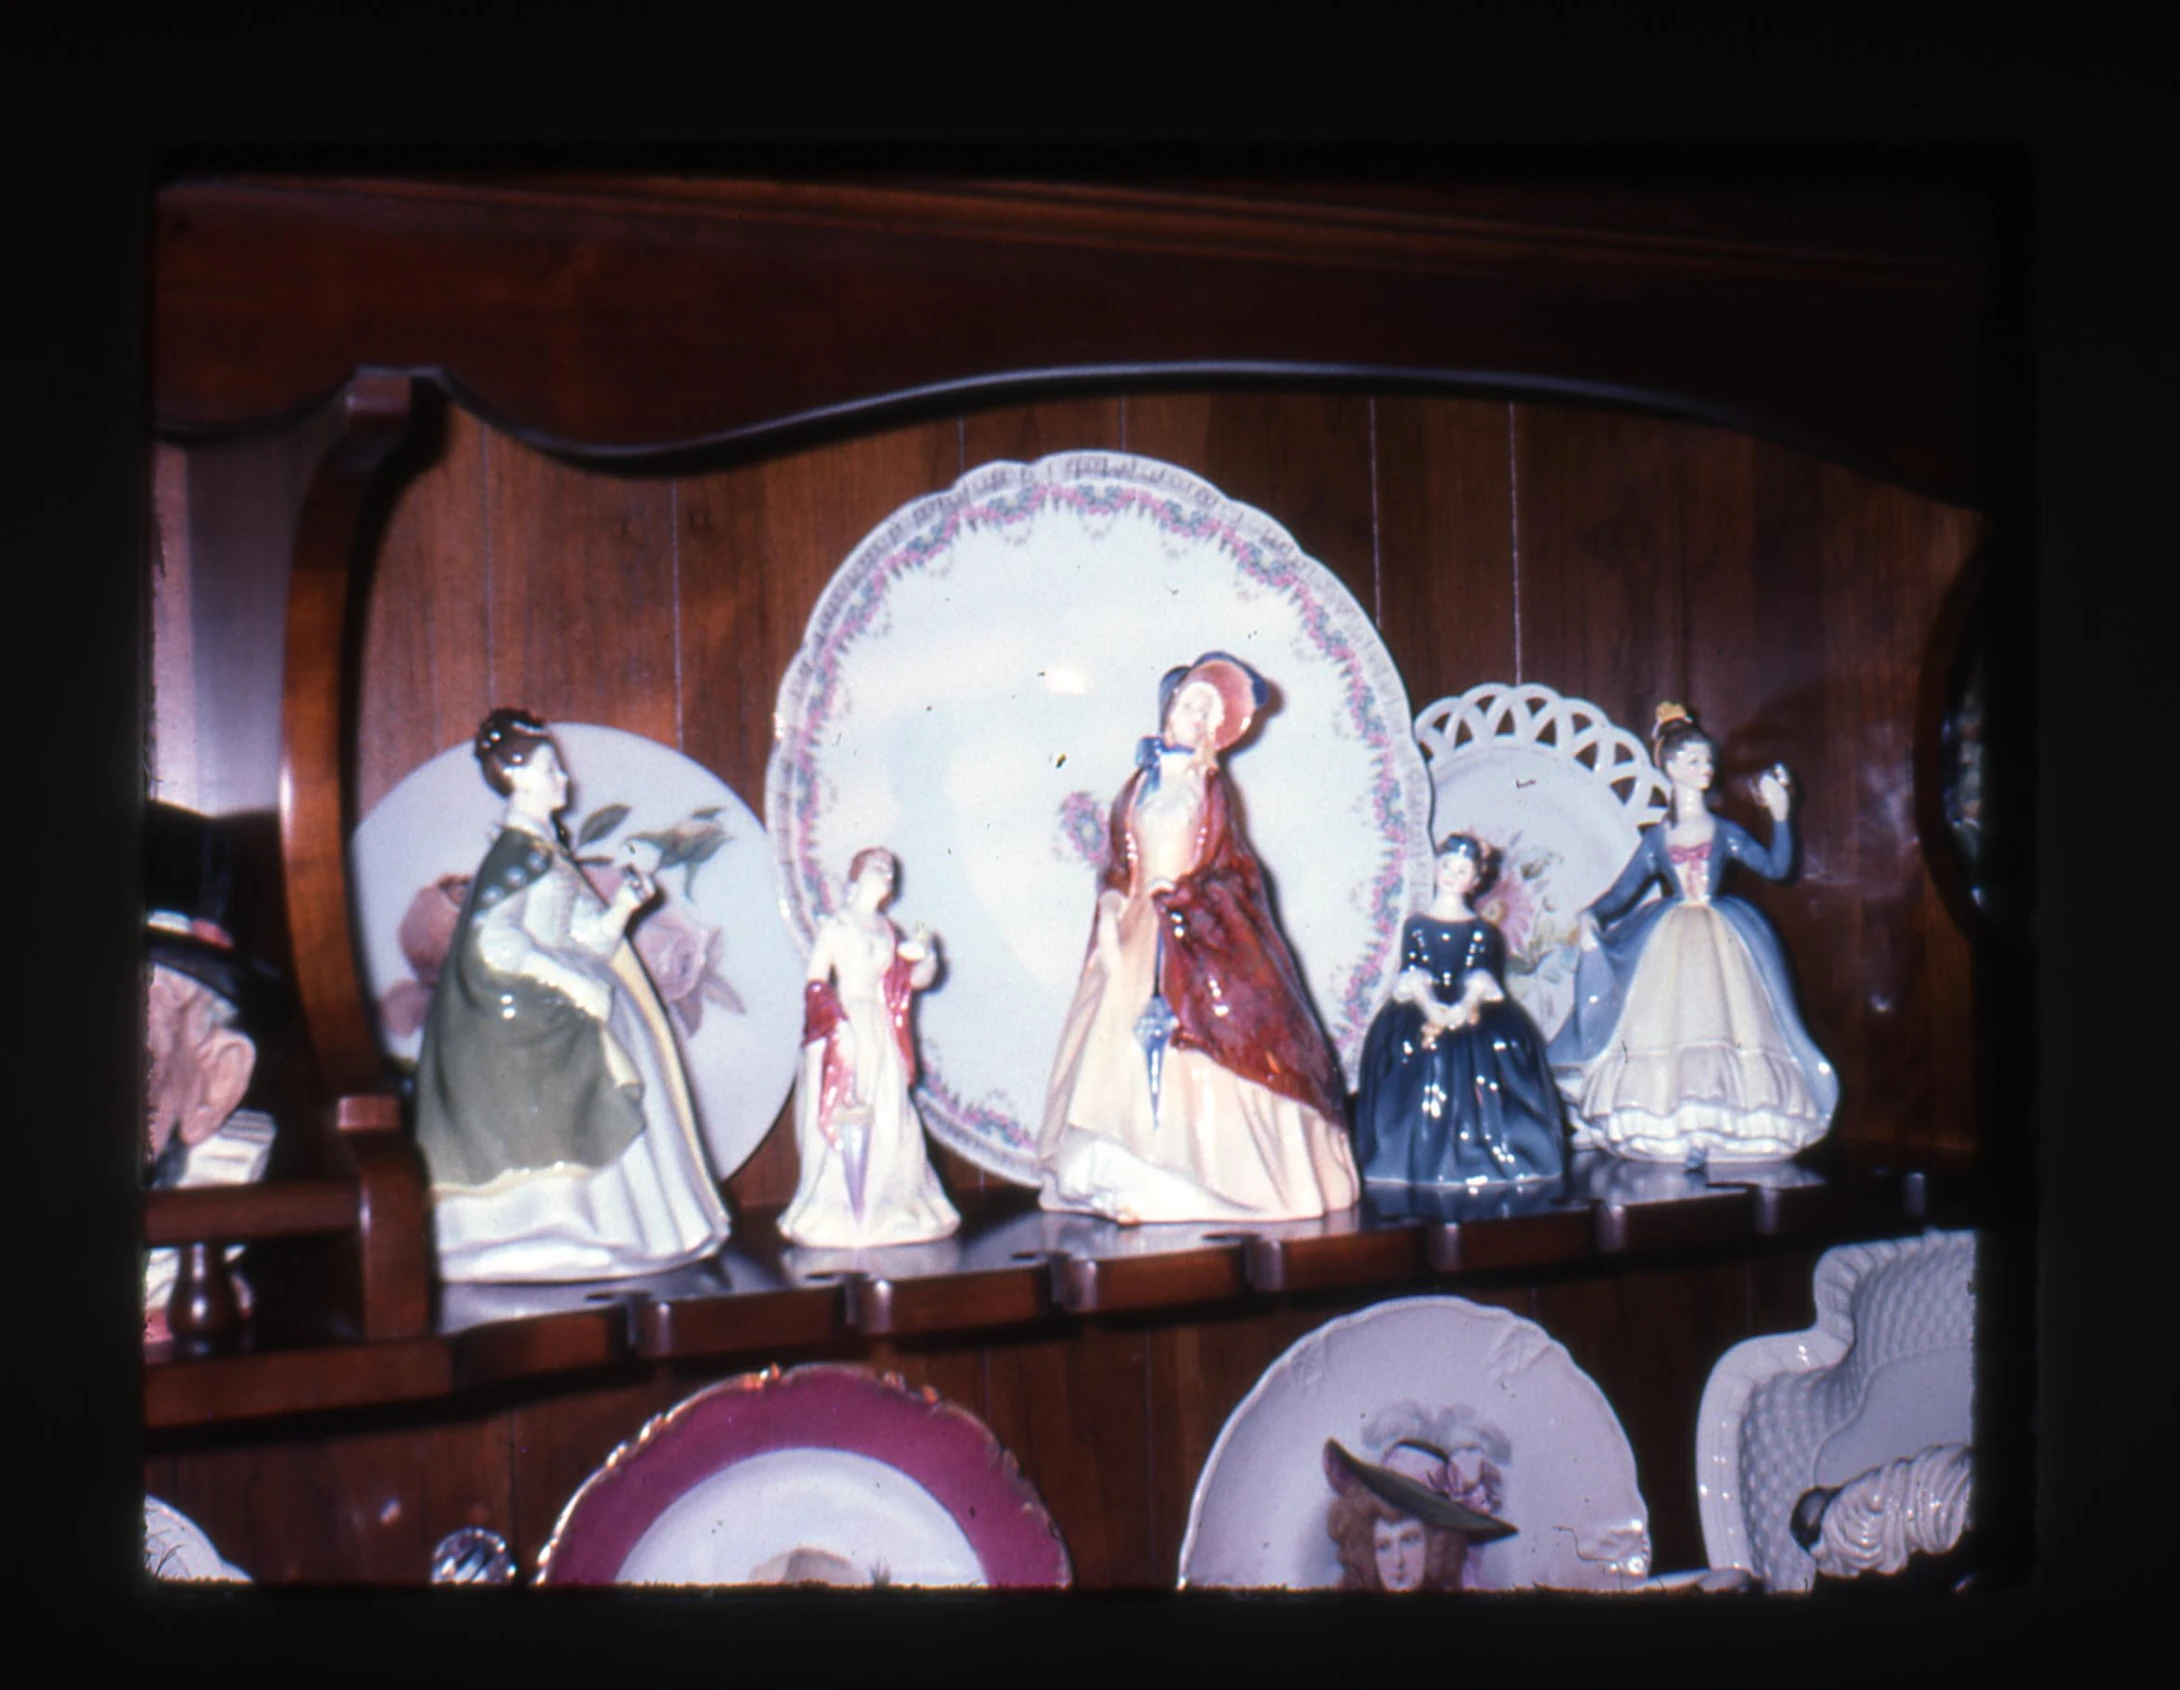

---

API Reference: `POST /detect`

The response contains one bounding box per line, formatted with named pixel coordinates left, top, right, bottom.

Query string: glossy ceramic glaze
left=781, top=850, right=960, bottom=1248
left=1695, top=1230, right=1976, bottom=1590
left=352, top=723, right=803, bottom=1183
left=768, top=453, right=1433, bottom=1185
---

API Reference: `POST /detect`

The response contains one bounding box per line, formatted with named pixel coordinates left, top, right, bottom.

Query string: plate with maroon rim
left=536, top=1364, right=1071, bottom=1588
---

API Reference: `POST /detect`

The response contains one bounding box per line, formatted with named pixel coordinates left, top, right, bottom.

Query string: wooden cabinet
left=143, top=172, right=2025, bottom=1586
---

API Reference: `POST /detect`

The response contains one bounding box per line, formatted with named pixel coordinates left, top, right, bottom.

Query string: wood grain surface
left=166, top=328, right=1984, bottom=1591
left=151, top=175, right=1999, bottom=506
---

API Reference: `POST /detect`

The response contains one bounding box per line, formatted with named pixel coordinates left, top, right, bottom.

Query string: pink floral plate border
left=768, top=452, right=1434, bottom=1184
left=536, top=1363, right=1072, bottom=1587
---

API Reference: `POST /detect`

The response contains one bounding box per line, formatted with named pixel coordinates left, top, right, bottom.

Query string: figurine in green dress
left=413, top=708, right=731, bottom=1282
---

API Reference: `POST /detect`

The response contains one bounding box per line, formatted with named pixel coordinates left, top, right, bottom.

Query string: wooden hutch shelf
left=145, top=1149, right=1937, bottom=1432
left=142, top=167, right=2021, bottom=1587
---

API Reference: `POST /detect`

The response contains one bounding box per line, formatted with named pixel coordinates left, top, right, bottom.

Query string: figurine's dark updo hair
left=474, top=707, right=553, bottom=797
left=1435, top=832, right=1500, bottom=895
left=1650, top=702, right=1713, bottom=770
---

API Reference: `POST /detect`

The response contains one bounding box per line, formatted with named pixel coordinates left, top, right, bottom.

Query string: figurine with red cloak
left=1037, top=653, right=1361, bottom=1223
left=780, top=847, right=960, bottom=1248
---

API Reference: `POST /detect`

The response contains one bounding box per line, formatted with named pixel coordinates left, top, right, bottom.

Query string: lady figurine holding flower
left=1547, top=703, right=1837, bottom=1164
left=1037, top=653, right=1360, bottom=1224
left=1354, top=835, right=1565, bottom=1186
left=414, top=709, right=732, bottom=1282
left=780, top=848, right=960, bottom=1248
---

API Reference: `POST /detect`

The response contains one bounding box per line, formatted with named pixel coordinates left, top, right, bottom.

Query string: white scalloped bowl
left=1694, top=1230, right=1976, bottom=1591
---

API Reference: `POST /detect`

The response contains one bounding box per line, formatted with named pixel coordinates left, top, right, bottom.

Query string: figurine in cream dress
left=413, top=709, right=731, bottom=1281
left=779, top=848, right=960, bottom=1248
left=1548, top=704, right=1837, bottom=1165
left=1038, top=653, right=1360, bottom=1224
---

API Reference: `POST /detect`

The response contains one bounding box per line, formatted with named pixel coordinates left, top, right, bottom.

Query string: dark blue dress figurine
left=1355, top=836, right=1565, bottom=1186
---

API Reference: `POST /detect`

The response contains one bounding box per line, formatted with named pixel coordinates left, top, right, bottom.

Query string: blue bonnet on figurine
left=1353, top=832, right=1565, bottom=1187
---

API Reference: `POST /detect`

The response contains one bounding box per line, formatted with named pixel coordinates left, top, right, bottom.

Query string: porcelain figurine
left=413, top=709, right=731, bottom=1282
left=1037, top=653, right=1361, bottom=1224
left=1354, top=834, right=1566, bottom=1187
left=1548, top=704, right=1837, bottom=1165
left=1322, top=1437, right=1518, bottom=1593
left=780, top=848, right=960, bottom=1248
left=143, top=803, right=285, bottom=1344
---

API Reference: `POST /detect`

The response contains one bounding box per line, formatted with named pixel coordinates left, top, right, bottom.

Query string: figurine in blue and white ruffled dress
left=1548, top=704, right=1837, bottom=1165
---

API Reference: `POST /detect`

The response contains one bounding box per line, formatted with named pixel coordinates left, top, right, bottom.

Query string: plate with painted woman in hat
left=1180, top=1294, right=1651, bottom=1591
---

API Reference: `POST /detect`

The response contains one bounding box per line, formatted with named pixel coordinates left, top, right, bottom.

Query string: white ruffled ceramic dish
left=351, top=724, right=804, bottom=1185
left=1414, top=684, right=1669, bottom=1041
left=537, top=1364, right=1070, bottom=1587
left=1695, top=1230, right=1976, bottom=1592
left=769, top=452, right=1435, bottom=1185
left=144, top=1496, right=249, bottom=1582
left=1179, top=1294, right=1651, bottom=1591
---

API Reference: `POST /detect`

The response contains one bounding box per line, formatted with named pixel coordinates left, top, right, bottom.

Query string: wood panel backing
left=347, top=388, right=1979, bottom=1187
left=1510, top=404, right=1692, bottom=732
left=355, top=401, right=493, bottom=814
left=148, top=1403, right=513, bottom=1583
left=1123, top=391, right=1378, bottom=618
left=674, top=418, right=963, bottom=1210
left=1373, top=396, right=1518, bottom=703
left=1535, top=1260, right=1753, bottom=1575
left=173, top=378, right=1989, bottom=1587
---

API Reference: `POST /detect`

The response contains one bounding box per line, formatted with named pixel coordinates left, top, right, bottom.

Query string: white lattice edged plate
left=769, top=453, right=1435, bottom=1186
left=1414, top=683, right=1670, bottom=1041
left=1179, top=1294, right=1651, bottom=1591
left=350, top=724, right=805, bottom=1184
left=1694, top=1230, right=1976, bottom=1591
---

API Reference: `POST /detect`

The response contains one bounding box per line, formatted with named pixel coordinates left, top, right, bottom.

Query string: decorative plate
left=536, top=1364, right=1071, bottom=1587
left=769, top=453, right=1434, bottom=1185
left=144, top=1496, right=249, bottom=1582
left=1179, top=1294, right=1650, bottom=1591
left=1695, top=1230, right=1975, bottom=1592
left=351, top=724, right=804, bottom=1184
left=1414, top=684, right=1670, bottom=1042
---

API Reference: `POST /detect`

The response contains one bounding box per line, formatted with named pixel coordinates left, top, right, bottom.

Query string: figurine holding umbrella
left=1037, top=653, right=1360, bottom=1224
left=780, top=848, right=960, bottom=1249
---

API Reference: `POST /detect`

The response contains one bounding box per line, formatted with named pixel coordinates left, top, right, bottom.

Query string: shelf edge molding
left=278, top=369, right=417, bottom=1099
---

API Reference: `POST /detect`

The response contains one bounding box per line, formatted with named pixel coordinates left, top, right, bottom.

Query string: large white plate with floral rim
left=769, top=453, right=1435, bottom=1186
left=1178, top=1295, right=1651, bottom=1592
left=1414, top=683, right=1670, bottom=1043
left=350, top=724, right=805, bottom=1184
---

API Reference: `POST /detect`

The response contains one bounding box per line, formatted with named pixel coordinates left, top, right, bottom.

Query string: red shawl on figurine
left=1097, top=765, right=1347, bottom=1125
left=801, top=936, right=917, bottom=1144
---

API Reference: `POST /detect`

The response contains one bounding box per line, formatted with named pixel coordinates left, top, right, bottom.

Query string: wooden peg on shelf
left=167, top=1240, right=242, bottom=1350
